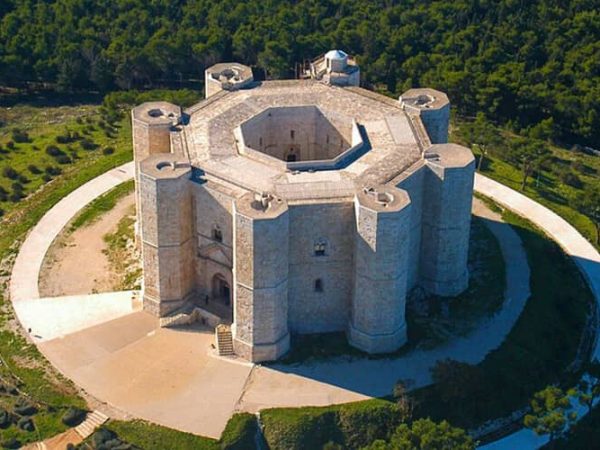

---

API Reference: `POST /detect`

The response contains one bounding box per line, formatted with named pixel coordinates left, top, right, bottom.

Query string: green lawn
left=451, top=120, right=599, bottom=250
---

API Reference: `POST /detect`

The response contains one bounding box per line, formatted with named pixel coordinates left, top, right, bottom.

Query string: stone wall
left=287, top=202, right=354, bottom=334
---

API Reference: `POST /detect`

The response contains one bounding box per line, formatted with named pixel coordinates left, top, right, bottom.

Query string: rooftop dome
left=325, top=49, right=348, bottom=60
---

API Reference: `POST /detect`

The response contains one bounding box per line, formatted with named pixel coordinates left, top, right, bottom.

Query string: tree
left=574, top=359, right=600, bottom=415
left=575, top=187, right=600, bottom=245
left=393, top=378, right=416, bottom=421
left=524, top=386, right=577, bottom=445
left=508, top=139, right=550, bottom=191
left=363, top=418, right=475, bottom=450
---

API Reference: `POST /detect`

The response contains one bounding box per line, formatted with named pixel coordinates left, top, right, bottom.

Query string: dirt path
left=39, top=193, right=135, bottom=297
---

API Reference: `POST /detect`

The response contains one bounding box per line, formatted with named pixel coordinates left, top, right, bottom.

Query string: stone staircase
left=216, top=324, right=234, bottom=356
left=75, top=410, right=109, bottom=439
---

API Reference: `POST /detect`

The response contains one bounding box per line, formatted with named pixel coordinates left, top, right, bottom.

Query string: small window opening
left=286, top=152, right=297, bottom=162
left=314, top=279, right=324, bottom=292
left=314, top=240, right=327, bottom=256
left=212, top=226, right=223, bottom=242
left=259, top=137, right=263, bottom=147
left=290, top=130, right=295, bottom=140
left=326, top=135, right=330, bottom=144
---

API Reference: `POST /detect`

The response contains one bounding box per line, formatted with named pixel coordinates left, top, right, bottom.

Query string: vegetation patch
left=261, top=399, right=403, bottom=450
left=105, top=420, right=219, bottom=450
left=70, top=180, right=134, bottom=232
left=219, top=413, right=259, bottom=450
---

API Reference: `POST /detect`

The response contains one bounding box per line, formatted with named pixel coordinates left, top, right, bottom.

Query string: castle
left=132, top=50, right=475, bottom=362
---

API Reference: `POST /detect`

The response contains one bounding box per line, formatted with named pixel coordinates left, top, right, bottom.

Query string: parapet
left=139, top=153, right=191, bottom=181
left=400, top=88, right=450, bottom=144
left=355, top=185, right=411, bottom=215
left=132, top=102, right=181, bottom=127
left=205, top=63, right=254, bottom=98
left=234, top=191, right=288, bottom=220
left=423, top=143, right=475, bottom=170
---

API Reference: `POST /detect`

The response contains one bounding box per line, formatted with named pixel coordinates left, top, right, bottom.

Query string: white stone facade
left=133, top=55, right=475, bottom=362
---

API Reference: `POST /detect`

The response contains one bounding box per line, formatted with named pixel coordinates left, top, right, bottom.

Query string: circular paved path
left=8, top=165, right=600, bottom=447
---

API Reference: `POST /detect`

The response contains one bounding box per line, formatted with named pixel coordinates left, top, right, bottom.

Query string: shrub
left=11, top=129, right=30, bottom=143
left=1, top=437, right=20, bottom=449
left=76, top=117, right=83, bottom=124
left=2, top=166, right=18, bottom=179
left=17, top=416, right=34, bottom=432
left=13, top=399, right=37, bottom=416
left=45, top=145, right=63, bottom=157
left=0, top=408, right=11, bottom=428
left=102, top=146, right=115, bottom=155
left=220, top=413, right=258, bottom=450
left=27, top=164, right=42, bottom=174
left=6, top=141, right=14, bottom=150
left=91, top=428, right=118, bottom=447
left=0, top=187, right=7, bottom=202
left=42, top=174, right=52, bottom=182
left=0, top=209, right=4, bottom=218
left=45, top=166, right=62, bottom=176
left=80, top=139, right=99, bottom=151
left=61, top=407, right=87, bottom=426
left=560, top=171, right=584, bottom=189
left=55, top=155, right=72, bottom=165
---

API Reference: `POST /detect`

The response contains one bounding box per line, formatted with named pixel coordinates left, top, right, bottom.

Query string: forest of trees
left=1, top=0, right=599, bottom=148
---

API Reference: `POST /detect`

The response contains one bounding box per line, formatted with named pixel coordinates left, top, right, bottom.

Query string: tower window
left=286, top=152, right=297, bottom=162
left=212, top=226, right=223, bottom=242
left=290, top=130, right=295, bottom=139
left=259, top=137, right=263, bottom=147
left=314, top=239, right=327, bottom=256
left=314, top=279, right=323, bottom=292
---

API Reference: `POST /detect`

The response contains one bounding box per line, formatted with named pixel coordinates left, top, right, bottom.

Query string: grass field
left=451, top=120, right=600, bottom=250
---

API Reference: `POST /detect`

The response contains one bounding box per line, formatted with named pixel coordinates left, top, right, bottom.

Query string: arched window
left=290, top=130, right=295, bottom=140
left=314, top=278, right=323, bottom=292
left=314, top=239, right=327, bottom=256
left=212, top=225, right=223, bottom=243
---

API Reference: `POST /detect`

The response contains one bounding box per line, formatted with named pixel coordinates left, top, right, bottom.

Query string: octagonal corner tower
left=133, top=51, right=475, bottom=362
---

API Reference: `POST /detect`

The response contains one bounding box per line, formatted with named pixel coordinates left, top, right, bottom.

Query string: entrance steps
left=216, top=324, right=235, bottom=356
left=75, top=410, right=109, bottom=439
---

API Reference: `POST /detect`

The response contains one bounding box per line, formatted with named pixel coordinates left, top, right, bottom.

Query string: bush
left=1, top=437, right=20, bottom=449
left=560, top=171, right=584, bottom=189
left=62, top=407, right=87, bottom=426
left=91, top=428, right=118, bottom=447
left=45, top=145, right=63, bottom=157
left=14, top=399, right=37, bottom=416
left=55, top=155, right=72, bottom=165
left=45, top=165, right=62, bottom=176
left=11, top=129, right=30, bottom=143
left=17, top=416, right=35, bottom=432
left=5, top=141, right=14, bottom=150
left=220, top=413, right=258, bottom=450
left=27, top=164, right=41, bottom=174
left=76, top=117, right=83, bottom=124
left=103, top=147, right=115, bottom=155
left=81, top=139, right=99, bottom=151
left=2, top=166, right=18, bottom=179
left=42, top=174, right=52, bottom=182
left=0, top=408, right=11, bottom=428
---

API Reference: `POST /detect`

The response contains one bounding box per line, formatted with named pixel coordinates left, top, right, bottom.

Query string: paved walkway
left=10, top=162, right=134, bottom=303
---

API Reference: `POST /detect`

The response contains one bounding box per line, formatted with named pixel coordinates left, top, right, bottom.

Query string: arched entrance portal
left=212, top=274, right=231, bottom=306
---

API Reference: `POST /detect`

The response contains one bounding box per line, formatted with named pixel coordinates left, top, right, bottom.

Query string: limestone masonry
left=132, top=51, right=475, bottom=362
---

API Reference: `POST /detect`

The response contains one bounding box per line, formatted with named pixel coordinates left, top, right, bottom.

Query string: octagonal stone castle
left=132, top=50, right=475, bottom=362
